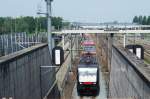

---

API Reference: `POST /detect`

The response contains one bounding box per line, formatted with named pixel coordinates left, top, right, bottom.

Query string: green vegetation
left=133, top=16, right=150, bottom=25
left=0, top=16, right=70, bottom=34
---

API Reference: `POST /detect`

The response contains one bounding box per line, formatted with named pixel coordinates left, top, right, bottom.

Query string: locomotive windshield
left=84, top=46, right=96, bottom=52
left=78, top=68, right=97, bottom=82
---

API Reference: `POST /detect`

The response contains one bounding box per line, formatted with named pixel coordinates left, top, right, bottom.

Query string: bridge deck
left=52, top=30, right=150, bottom=34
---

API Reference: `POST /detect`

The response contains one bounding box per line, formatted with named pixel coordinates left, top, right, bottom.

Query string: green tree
left=3, top=17, right=13, bottom=33
left=133, top=16, right=139, bottom=23
left=52, top=17, right=63, bottom=30
left=147, top=16, right=150, bottom=25
left=142, top=16, right=147, bottom=25
left=62, top=21, right=70, bottom=29
left=0, top=17, right=5, bottom=34
left=15, top=17, right=26, bottom=32
left=139, top=16, right=143, bottom=24
left=0, top=16, right=67, bottom=34
left=23, top=16, right=36, bottom=33
left=38, top=17, right=47, bottom=32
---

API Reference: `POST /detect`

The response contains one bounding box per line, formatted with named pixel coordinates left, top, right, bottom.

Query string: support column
left=46, top=0, right=53, bottom=58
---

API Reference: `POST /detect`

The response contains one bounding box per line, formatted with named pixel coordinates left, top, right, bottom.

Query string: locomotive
left=77, top=55, right=100, bottom=96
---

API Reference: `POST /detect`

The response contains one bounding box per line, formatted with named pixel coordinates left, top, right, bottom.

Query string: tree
left=15, top=17, right=27, bottom=33
left=142, top=16, right=147, bottom=25
left=0, top=16, right=67, bottom=34
left=133, top=16, right=139, bottom=23
left=147, top=16, right=150, bottom=25
left=62, top=21, right=70, bottom=29
left=38, top=17, right=47, bottom=32
left=23, top=16, right=36, bottom=33
left=52, top=17, right=63, bottom=30
left=139, top=16, right=143, bottom=24
left=0, top=17, right=5, bottom=33
left=3, top=17, right=13, bottom=33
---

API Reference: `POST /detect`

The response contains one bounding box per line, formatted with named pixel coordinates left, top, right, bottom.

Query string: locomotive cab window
left=78, top=68, right=97, bottom=83
left=84, top=46, right=96, bottom=52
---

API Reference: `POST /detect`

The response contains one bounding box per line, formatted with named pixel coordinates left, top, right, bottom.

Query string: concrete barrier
left=56, top=38, right=78, bottom=98
left=0, top=44, right=58, bottom=99
left=109, top=46, right=150, bottom=99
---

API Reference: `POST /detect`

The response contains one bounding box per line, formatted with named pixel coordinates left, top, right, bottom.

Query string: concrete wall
left=0, top=44, right=58, bottom=99
left=56, top=37, right=79, bottom=99
left=109, top=46, right=150, bottom=99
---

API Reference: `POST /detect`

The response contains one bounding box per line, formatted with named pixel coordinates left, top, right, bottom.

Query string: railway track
left=71, top=35, right=107, bottom=99
left=72, top=84, right=98, bottom=99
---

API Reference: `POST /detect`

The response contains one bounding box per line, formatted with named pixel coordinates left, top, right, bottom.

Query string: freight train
left=81, top=40, right=96, bottom=55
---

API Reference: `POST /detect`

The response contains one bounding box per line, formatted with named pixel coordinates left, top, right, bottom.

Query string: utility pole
left=45, top=0, right=53, bottom=58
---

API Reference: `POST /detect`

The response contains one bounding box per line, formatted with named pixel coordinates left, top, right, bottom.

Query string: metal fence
left=0, top=32, right=47, bottom=57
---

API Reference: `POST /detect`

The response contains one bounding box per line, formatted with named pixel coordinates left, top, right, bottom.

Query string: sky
left=0, top=0, right=150, bottom=23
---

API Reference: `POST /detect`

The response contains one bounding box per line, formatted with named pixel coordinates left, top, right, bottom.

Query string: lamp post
left=45, top=0, right=53, bottom=59
left=37, top=0, right=53, bottom=57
